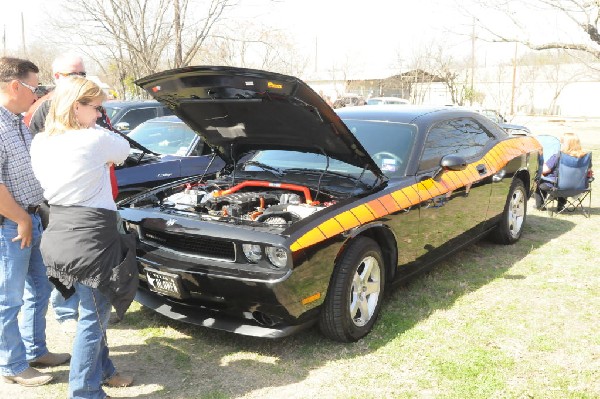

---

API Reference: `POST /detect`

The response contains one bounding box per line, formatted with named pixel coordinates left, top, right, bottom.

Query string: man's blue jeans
left=69, top=282, right=115, bottom=399
left=51, top=287, right=79, bottom=322
left=0, top=215, right=52, bottom=376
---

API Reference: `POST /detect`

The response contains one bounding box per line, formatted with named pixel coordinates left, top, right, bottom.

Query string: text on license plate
left=145, top=268, right=183, bottom=299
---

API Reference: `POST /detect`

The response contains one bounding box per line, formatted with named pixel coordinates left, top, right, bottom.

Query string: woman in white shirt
left=31, top=76, right=136, bottom=399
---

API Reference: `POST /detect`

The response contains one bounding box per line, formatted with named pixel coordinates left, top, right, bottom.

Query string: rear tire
left=490, top=179, right=527, bottom=244
left=318, top=237, right=385, bottom=342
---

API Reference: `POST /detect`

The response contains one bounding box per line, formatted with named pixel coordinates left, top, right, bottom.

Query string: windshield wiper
left=241, top=160, right=284, bottom=177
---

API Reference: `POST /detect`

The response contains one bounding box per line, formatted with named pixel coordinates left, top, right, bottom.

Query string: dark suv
left=103, top=100, right=173, bottom=133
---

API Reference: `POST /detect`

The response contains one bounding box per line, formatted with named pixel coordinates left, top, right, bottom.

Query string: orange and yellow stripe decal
left=289, top=136, right=541, bottom=253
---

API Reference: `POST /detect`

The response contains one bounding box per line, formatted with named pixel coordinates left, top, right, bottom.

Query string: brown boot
left=29, top=351, right=71, bottom=368
left=2, top=367, right=53, bottom=387
left=104, top=372, right=133, bottom=387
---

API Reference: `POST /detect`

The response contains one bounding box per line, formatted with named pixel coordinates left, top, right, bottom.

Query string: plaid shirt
left=0, top=105, right=45, bottom=207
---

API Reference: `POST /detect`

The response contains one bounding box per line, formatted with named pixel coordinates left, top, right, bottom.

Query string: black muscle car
left=118, top=66, right=541, bottom=342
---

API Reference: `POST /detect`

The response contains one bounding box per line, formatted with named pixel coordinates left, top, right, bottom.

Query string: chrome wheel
left=319, top=237, right=386, bottom=342
left=508, top=186, right=526, bottom=239
left=349, top=256, right=382, bottom=327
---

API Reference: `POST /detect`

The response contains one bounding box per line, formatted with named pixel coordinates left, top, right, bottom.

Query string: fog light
left=242, top=244, right=262, bottom=263
left=265, top=246, right=288, bottom=268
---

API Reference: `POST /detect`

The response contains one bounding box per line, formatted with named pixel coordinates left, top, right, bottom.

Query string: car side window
left=120, top=108, right=159, bottom=131
left=419, top=117, right=495, bottom=171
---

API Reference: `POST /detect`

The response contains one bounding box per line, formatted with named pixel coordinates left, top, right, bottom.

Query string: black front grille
left=142, top=228, right=235, bottom=261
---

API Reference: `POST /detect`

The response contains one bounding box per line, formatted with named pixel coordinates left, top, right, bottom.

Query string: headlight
left=242, top=244, right=262, bottom=263
left=265, top=246, right=288, bottom=268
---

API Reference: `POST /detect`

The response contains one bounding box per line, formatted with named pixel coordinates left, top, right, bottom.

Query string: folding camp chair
left=539, top=152, right=593, bottom=217
left=533, top=135, right=560, bottom=209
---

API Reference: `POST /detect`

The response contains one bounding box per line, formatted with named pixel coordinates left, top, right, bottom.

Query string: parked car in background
left=473, top=108, right=506, bottom=124
left=119, top=66, right=541, bottom=342
left=500, top=123, right=532, bottom=136
left=366, top=96, right=409, bottom=105
left=333, top=93, right=366, bottom=108
left=114, top=115, right=224, bottom=200
left=103, top=100, right=173, bottom=133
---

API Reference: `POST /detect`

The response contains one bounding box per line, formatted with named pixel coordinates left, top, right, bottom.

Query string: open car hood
left=135, top=66, right=382, bottom=177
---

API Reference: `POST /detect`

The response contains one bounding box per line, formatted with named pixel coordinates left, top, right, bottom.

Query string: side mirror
left=440, top=154, right=467, bottom=171
left=114, top=122, right=130, bottom=132
left=431, top=154, right=468, bottom=180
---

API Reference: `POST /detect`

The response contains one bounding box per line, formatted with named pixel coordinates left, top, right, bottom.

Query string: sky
left=0, top=0, right=583, bottom=78
left=1, top=0, right=481, bottom=73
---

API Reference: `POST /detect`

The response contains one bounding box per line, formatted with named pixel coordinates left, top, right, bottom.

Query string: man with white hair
left=24, top=53, right=87, bottom=133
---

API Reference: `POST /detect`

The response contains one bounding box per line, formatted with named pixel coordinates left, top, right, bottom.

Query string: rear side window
left=419, top=117, right=494, bottom=171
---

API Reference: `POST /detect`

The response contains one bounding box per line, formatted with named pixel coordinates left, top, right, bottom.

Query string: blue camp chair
left=539, top=152, right=593, bottom=217
left=536, top=135, right=561, bottom=164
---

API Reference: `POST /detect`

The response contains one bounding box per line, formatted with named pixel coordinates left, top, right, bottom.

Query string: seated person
left=536, top=132, right=591, bottom=211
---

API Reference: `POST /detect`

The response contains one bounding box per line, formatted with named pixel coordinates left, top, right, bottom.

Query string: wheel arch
left=338, top=223, right=398, bottom=286
left=514, top=168, right=531, bottom=196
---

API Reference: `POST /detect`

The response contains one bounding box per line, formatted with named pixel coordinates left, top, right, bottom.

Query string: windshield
left=343, top=119, right=417, bottom=177
left=239, top=120, right=416, bottom=180
left=127, top=119, right=198, bottom=156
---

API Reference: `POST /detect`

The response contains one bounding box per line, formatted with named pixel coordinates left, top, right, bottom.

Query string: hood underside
left=135, top=66, right=381, bottom=177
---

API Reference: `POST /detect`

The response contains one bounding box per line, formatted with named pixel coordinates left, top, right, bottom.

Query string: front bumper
left=135, top=287, right=315, bottom=338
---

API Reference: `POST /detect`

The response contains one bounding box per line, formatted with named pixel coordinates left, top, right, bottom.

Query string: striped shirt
left=0, top=105, right=45, bottom=208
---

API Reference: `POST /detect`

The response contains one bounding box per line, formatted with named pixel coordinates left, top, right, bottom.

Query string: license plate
left=145, top=268, right=185, bottom=299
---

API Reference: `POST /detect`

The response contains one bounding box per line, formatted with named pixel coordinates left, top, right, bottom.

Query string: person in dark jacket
left=30, top=76, right=137, bottom=398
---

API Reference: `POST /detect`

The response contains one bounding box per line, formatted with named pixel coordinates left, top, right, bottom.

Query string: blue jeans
left=0, top=215, right=52, bottom=376
left=69, top=282, right=115, bottom=399
left=51, top=287, right=79, bottom=322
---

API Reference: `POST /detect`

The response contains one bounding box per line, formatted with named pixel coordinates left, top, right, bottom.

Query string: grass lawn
left=2, top=118, right=599, bottom=399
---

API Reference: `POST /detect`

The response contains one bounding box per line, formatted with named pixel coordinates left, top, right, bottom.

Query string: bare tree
left=465, top=0, right=600, bottom=68
left=199, top=22, right=309, bottom=77
left=51, top=0, right=236, bottom=98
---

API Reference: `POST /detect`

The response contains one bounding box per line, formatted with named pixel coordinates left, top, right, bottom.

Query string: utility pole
left=470, top=17, right=475, bottom=105
left=315, top=36, right=318, bottom=73
left=510, top=42, right=518, bottom=115
left=21, top=12, right=27, bottom=56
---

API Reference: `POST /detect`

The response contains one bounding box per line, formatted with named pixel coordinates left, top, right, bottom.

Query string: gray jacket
left=41, top=205, right=138, bottom=319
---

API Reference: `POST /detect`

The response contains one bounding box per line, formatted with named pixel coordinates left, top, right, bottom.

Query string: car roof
left=336, top=104, right=477, bottom=123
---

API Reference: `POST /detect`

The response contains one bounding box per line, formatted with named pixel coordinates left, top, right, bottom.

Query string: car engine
left=163, top=180, right=335, bottom=226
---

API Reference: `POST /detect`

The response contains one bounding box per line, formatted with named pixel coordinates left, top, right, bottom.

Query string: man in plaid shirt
left=0, top=56, right=70, bottom=387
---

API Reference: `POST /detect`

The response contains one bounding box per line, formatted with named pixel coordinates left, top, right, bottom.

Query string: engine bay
left=160, top=179, right=338, bottom=227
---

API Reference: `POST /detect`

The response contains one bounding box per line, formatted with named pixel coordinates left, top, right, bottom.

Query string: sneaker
left=2, top=367, right=53, bottom=386
left=104, top=372, right=134, bottom=387
left=29, top=352, right=71, bottom=368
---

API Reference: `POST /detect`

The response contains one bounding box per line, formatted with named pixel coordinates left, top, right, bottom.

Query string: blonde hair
left=45, top=76, right=106, bottom=135
left=560, top=132, right=587, bottom=158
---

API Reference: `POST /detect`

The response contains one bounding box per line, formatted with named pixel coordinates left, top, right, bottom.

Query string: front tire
left=490, top=179, right=527, bottom=244
left=319, top=237, right=385, bottom=342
